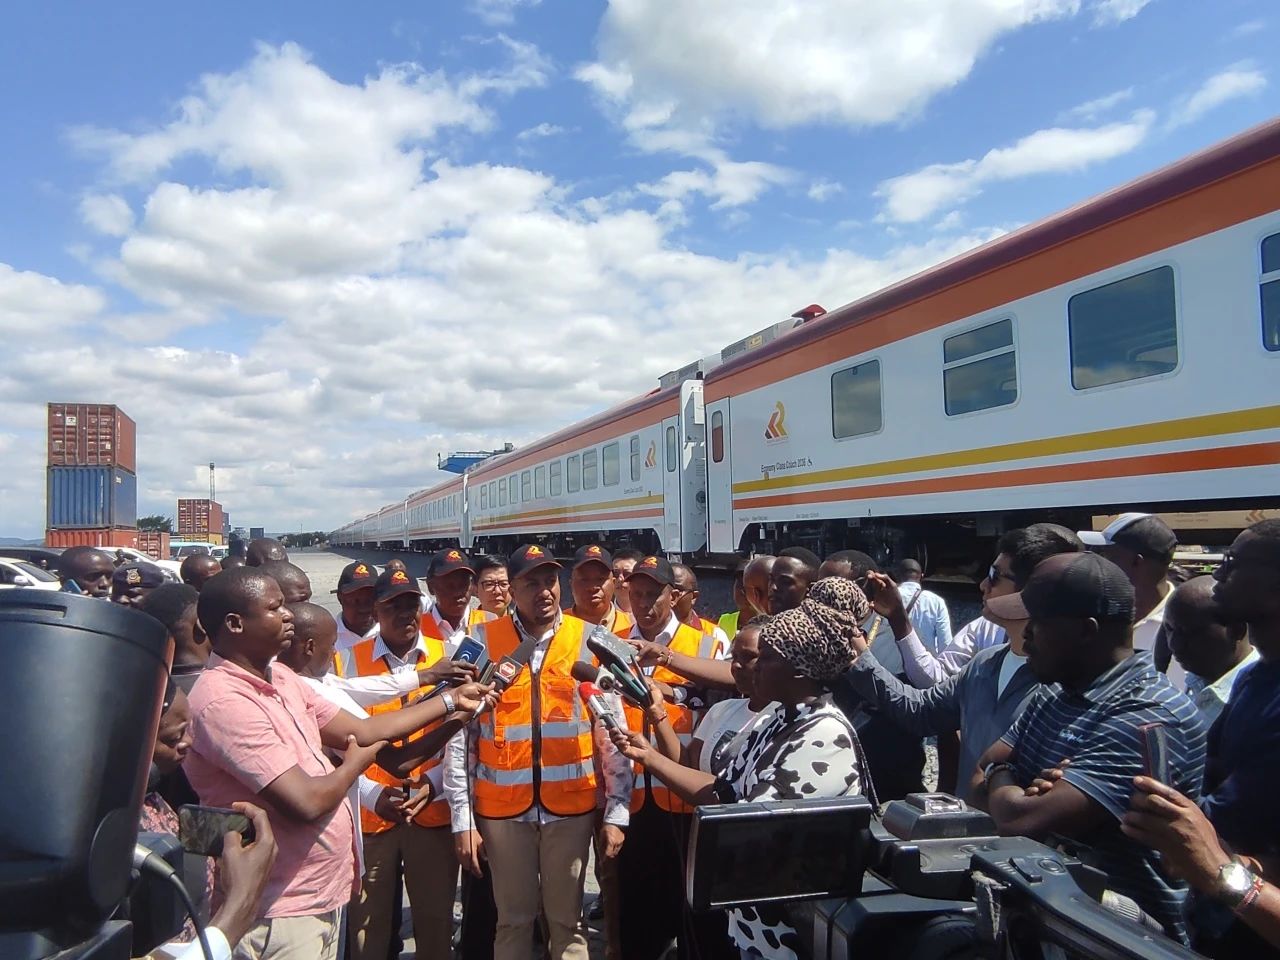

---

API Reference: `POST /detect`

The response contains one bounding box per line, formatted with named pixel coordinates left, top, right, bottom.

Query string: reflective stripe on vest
left=622, top=622, right=718, bottom=813
left=472, top=616, right=597, bottom=819
left=347, top=628, right=448, bottom=832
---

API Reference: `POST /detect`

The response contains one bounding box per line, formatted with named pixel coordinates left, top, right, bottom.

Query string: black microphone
left=585, top=626, right=652, bottom=707
left=578, top=681, right=620, bottom=730
left=133, top=842, right=178, bottom=881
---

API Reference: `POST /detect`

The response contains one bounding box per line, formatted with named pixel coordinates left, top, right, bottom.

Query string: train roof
left=706, top=116, right=1280, bottom=399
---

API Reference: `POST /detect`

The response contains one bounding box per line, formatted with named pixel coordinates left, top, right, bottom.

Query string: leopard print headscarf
left=760, top=576, right=870, bottom=683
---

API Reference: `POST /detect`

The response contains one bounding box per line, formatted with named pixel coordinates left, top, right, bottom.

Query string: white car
left=107, top=546, right=183, bottom=582
left=0, top=557, right=63, bottom=591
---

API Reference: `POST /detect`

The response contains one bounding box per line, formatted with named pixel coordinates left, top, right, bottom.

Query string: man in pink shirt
left=186, top=567, right=479, bottom=960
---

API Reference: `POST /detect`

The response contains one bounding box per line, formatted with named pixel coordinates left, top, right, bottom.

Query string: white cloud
left=468, top=0, right=540, bottom=26
left=1090, top=0, right=1154, bottom=27
left=578, top=0, right=1085, bottom=132
left=516, top=122, right=566, bottom=140
left=80, top=194, right=134, bottom=236
left=1168, top=63, right=1267, bottom=129
left=1060, top=87, right=1134, bottom=122
left=807, top=180, right=844, bottom=202
left=876, top=110, right=1155, bottom=223
left=638, top=150, right=794, bottom=210
left=1227, top=20, right=1265, bottom=39
left=0, top=41, right=1009, bottom=538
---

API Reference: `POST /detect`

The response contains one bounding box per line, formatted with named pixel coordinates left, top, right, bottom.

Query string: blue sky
left=0, top=0, right=1274, bottom=537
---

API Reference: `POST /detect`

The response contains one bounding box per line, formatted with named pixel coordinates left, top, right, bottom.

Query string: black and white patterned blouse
left=718, top=698, right=865, bottom=960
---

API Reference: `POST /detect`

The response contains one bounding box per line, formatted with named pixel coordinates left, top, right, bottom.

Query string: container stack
left=46, top=403, right=140, bottom=550
left=177, top=499, right=226, bottom=545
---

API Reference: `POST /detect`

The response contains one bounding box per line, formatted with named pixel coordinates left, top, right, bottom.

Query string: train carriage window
left=488, top=481, right=497, bottom=510
left=583, top=449, right=599, bottom=490
left=711, top=410, right=725, bottom=463
left=665, top=425, right=678, bottom=472
left=943, top=318, right=1018, bottom=415
left=535, top=465, right=546, bottom=499
left=1262, top=232, right=1280, bottom=352
left=630, top=435, right=641, bottom=481
left=550, top=460, right=563, bottom=496
left=521, top=470, right=532, bottom=502
left=496, top=480, right=505, bottom=508
left=508, top=475, right=517, bottom=505
left=480, top=485, right=488, bottom=510
left=1069, top=266, right=1178, bottom=388
left=831, top=359, right=882, bottom=439
left=603, top=442, right=620, bottom=487
left=567, top=454, right=581, bottom=493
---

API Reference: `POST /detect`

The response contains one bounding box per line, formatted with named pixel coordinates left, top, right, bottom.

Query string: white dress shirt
left=898, top=581, right=954, bottom=656
left=895, top=615, right=1008, bottom=687
left=1190, top=648, right=1259, bottom=725
left=333, top=612, right=377, bottom=653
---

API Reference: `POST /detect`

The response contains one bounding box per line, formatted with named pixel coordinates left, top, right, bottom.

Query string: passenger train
left=331, top=118, right=1280, bottom=571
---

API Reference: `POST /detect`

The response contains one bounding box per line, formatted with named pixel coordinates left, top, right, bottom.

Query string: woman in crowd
left=612, top=577, right=872, bottom=960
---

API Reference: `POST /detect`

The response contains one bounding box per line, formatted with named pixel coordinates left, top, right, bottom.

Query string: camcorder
left=686, top=792, right=1202, bottom=960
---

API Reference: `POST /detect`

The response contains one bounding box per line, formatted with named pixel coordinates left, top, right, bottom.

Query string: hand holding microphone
left=578, top=681, right=621, bottom=731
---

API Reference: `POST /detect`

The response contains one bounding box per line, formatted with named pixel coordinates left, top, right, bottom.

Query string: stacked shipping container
left=177, top=499, right=226, bottom=545
left=46, top=403, right=139, bottom=545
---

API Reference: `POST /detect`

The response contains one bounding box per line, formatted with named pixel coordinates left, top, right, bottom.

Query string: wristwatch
left=982, top=761, right=1016, bottom=788
left=1215, top=859, right=1263, bottom=914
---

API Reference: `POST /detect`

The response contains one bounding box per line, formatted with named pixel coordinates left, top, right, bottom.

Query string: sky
left=0, top=0, right=1275, bottom=538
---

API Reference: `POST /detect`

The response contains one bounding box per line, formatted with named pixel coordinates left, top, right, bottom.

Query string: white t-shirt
left=693, top=697, right=761, bottom=775
left=997, top=650, right=1027, bottom=698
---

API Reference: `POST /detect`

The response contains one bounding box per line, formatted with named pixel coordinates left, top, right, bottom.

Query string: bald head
left=743, top=555, right=775, bottom=619
left=53, top=546, right=115, bottom=597
left=896, top=558, right=923, bottom=582
left=384, top=558, right=407, bottom=574
left=279, top=601, right=338, bottom=678
left=181, top=553, right=223, bottom=590
left=246, top=538, right=288, bottom=566
left=671, top=562, right=699, bottom=622
left=1166, top=575, right=1250, bottom=683
left=258, top=560, right=312, bottom=603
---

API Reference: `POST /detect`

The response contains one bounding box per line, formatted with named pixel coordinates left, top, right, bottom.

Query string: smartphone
left=1139, top=722, right=1170, bottom=785
left=177, top=804, right=255, bottom=858
left=452, top=636, right=487, bottom=670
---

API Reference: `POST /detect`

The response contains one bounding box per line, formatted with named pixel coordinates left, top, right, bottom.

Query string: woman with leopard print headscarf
left=612, top=576, right=873, bottom=960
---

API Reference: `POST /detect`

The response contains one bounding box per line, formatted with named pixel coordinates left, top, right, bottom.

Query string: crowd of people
left=43, top=513, right=1280, bottom=960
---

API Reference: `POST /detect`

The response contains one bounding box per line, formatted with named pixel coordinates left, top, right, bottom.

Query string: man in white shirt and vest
left=444, top=544, right=633, bottom=960
left=332, top=561, right=378, bottom=658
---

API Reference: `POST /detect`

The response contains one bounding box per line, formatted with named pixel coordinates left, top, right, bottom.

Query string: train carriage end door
left=679, top=380, right=708, bottom=554
left=661, top=415, right=682, bottom=552
left=706, top=397, right=733, bottom=553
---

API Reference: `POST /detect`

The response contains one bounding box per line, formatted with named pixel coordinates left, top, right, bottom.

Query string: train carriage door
left=661, top=415, right=682, bottom=552
left=679, top=380, right=708, bottom=554
left=706, top=397, right=733, bottom=553
left=460, top=473, right=472, bottom=548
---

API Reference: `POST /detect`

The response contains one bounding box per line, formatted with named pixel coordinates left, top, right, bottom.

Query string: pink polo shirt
left=186, top=655, right=359, bottom=919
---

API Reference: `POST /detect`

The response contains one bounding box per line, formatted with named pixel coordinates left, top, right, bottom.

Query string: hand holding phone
left=178, top=804, right=256, bottom=858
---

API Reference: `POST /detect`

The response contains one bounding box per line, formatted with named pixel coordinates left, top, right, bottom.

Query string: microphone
left=578, top=681, right=620, bottom=731
left=133, top=842, right=178, bottom=881
left=585, top=626, right=652, bottom=708
left=571, top=659, right=613, bottom=688
left=419, top=635, right=490, bottom=700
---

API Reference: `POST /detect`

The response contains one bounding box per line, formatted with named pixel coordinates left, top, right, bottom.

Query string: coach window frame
left=830, top=357, right=884, bottom=440
left=942, top=317, right=1020, bottom=417
left=583, top=448, right=599, bottom=490
left=521, top=470, right=532, bottom=502
left=710, top=410, right=725, bottom=463
left=665, top=424, right=678, bottom=472
left=508, top=474, right=518, bottom=506
left=567, top=453, right=581, bottom=493
left=480, top=485, right=488, bottom=510
left=549, top=459, right=563, bottom=496
left=1262, top=230, right=1280, bottom=352
left=1067, top=263, right=1182, bottom=391
left=496, top=479, right=505, bottom=509
left=603, top=441, right=621, bottom=487
left=629, top=435, right=641, bottom=481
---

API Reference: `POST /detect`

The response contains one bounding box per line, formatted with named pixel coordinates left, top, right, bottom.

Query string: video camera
left=686, top=792, right=1201, bottom=960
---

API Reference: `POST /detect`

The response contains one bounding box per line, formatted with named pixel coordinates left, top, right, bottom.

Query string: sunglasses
left=988, top=564, right=1016, bottom=585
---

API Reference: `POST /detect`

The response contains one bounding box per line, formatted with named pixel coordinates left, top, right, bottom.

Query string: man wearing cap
left=972, top=552, right=1205, bottom=943
left=421, top=547, right=493, bottom=643
left=618, top=555, right=723, bottom=960
left=1079, top=513, right=1182, bottom=685
left=333, top=561, right=379, bottom=657
left=444, top=544, right=633, bottom=960
left=110, top=561, right=166, bottom=607
left=566, top=544, right=632, bottom=636
left=345, top=568, right=478, bottom=960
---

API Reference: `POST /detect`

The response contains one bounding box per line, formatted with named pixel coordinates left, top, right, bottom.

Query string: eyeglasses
left=479, top=580, right=509, bottom=591
left=988, top=564, right=1016, bottom=585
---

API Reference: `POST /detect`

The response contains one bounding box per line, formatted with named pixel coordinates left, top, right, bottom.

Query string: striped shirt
left=1001, top=651, right=1206, bottom=944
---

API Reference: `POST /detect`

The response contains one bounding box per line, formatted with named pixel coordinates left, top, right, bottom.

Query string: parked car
left=1, top=546, right=64, bottom=570
left=0, top=557, right=63, bottom=591
left=107, top=546, right=182, bottom=582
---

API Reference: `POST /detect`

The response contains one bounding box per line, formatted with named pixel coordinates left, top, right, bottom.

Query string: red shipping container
left=45, top=528, right=141, bottom=550
left=47, top=403, right=137, bottom=474
left=137, top=530, right=171, bottom=561
left=177, top=498, right=224, bottom=535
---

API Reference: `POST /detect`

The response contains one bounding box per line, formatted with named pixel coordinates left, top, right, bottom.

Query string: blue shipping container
left=47, top=466, right=138, bottom=529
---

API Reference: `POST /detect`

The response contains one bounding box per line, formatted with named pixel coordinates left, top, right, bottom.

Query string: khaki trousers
left=478, top=813, right=594, bottom=960
left=234, top=908, right=342, bottom=960
left=349, top=824, right=459, bottom=960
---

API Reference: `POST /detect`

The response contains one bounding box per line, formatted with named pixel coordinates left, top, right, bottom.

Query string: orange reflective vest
left=624, top=622, right=720, bottom=813
left=472, top=616, right=597, bottom=820
left=346, top=629, right=448, bottom=833
left=567, top=605, right=634, bottom=638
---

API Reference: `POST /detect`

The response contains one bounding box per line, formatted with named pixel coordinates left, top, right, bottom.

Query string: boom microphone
left=585, top=626, right=652, bottom=708
left=578, top=681, right=620, bottom=731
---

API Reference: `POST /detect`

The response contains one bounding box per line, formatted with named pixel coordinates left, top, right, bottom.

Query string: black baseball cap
left=572, top=544, right=613, bottom=571
left=627, top=555, right=675, bottom=586
left=1078, top=513, right=1177, bottom=560
left=986, top=552, right=1135, bottom=623
left=335, top=560, right=377, bottom=595
left=508, top=544, right=561, bottom=580
left=112, top=562, right=166, bottom=590
left=428, top=548, right=475, bottom=578
left=374, top=567, right=423, bottom=604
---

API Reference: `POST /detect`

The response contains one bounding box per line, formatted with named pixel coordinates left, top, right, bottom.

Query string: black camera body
left=687, top=792, right=1200, bottom=960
